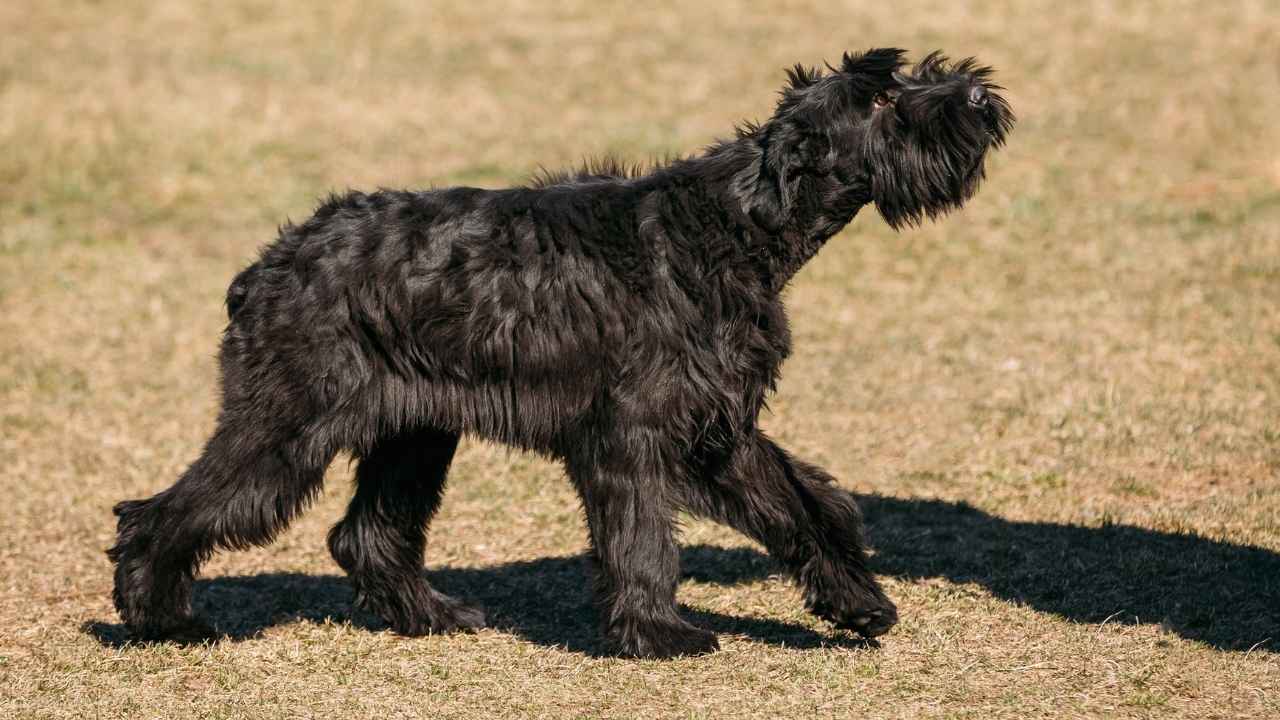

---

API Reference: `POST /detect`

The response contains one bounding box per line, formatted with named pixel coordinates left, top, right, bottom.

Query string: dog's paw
left=612, top=618, right=720, bottom=659
left=808, top=586, right=899, bottom=639
left=427, top=595, right=488, bottom=635
left=388, top=591, right=487, bottom=637
left=353, top=580, right=487, bottom=637
left=830, top=604, right=898, bottom=638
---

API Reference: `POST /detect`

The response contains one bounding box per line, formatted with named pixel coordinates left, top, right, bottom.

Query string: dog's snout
left=967, top=84, right=989, bottom=109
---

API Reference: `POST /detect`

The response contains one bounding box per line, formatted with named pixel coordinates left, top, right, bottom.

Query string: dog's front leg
left=566, top=442, right=719, bottom=659
left=678, top=432, right=898, bottom=639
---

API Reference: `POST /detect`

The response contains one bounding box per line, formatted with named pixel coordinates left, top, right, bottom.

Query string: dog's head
left=738, top=48, right=1014, bottom=232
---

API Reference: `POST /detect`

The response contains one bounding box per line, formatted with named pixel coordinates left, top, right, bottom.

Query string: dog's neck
left=692, top=141, right=870, bottom=293
left=761, top=173, right=869, bottom=289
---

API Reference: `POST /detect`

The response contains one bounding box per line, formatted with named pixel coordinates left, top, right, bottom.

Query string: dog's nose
left=968, top=85, right=989, bottom=109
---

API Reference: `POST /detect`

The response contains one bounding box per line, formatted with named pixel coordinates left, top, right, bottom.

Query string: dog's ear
left=736, top=116, right=830, bottom=231
left=762, top=122, right=802, bottom=216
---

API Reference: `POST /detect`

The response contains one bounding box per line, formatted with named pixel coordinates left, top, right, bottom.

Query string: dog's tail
left=225, top=261, right=260, bottom=320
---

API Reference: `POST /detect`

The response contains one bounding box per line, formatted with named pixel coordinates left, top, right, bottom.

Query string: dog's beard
left=865, top=84, right=1013, bottom=230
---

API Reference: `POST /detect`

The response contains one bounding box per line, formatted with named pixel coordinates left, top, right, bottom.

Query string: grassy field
left=2, top=1, right=1278, bottom=717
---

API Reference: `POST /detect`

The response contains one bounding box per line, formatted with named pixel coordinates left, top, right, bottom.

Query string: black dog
left=109, top=48, right=1012, bottom=658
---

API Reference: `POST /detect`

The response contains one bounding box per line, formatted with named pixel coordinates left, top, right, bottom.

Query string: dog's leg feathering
left=568, top=442, right=719, bottom=659
left=328, top=427, right=485, bottom=635
left=678, top=432, right=898, bottom=638
left=107, top=418, right=335, bottom=640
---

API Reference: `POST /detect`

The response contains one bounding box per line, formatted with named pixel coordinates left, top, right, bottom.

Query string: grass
left=1, top=1, right=1278, bottom=717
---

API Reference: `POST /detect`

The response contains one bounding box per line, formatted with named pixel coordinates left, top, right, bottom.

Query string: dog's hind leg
left=327, top=427, right=485, bottom=635
left=567, top=442, right=720, bottom=658
left=108, top=414, right=338, bottom=640
left=675, top=432, right=898, bottom=639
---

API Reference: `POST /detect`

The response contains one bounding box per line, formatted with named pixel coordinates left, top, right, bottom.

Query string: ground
left=1, top=1, right=1278, bottom=718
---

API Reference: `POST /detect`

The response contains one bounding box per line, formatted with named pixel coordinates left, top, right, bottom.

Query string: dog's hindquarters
left=108, top=411, right=339, bottom=638
left=109, top=247, right=353, bottom=638
left=106, top=188, right=595, bottom=638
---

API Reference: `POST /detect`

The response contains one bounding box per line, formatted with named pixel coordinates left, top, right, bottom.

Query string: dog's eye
left=872, top=92, right=892, bottom=108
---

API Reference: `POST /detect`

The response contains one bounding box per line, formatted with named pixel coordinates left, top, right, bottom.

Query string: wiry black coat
left=109, top=48, right=1012, bottom=658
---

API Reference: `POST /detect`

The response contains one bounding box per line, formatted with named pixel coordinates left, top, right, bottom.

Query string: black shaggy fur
left=108, top=49, right=1012, bottom=658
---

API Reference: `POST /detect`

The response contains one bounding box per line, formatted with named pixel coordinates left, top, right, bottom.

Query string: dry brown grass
left=2, top=1, right=1278, bottom=718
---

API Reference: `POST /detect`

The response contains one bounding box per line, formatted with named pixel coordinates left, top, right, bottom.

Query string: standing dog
left=110, top=48, right=1013, bottom=658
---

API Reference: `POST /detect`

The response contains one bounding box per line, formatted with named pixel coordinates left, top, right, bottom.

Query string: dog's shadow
left=859, top=495, right=1279, bottom=652
left=84, top=495, right=1280, bottom=653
